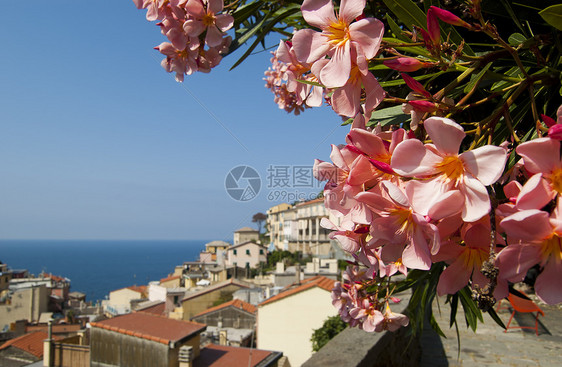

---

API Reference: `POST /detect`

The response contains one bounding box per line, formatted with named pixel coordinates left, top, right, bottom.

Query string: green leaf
left=232, top=1, right=265, bottom=28
left=458, top=287, right=483, bottom=332
left=386, top=14, right=411, bottom=43
left=228, top=14, right=272, bottom=54
left=367, top=105, right=409, bottom=127
left=500, top=0, right=530, bottom=37
left=463, top=63, right=491, bottom=93
left=229, top=5, right=301, bottom=70
left=539, top=4, right=562, bottom=31
left=449, top=294, right=459, bottom=328
left=430, top=313, right=446, bottom=338
left=487, top=307, right=506, bottom=329
left=508, top=33, right=527, bottom=46
left=381, top=0, right=426, bottom=31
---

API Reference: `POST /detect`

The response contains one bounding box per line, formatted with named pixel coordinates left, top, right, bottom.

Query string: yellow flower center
left=460, top=247, right=488, bottom=270
left=203, top=13, right=216, bottom=27
left=325, top=19, right=350, bottom=47
left=389, top=208, right=414, bottom=236
left=541, top=234, right=562, bottom=264
left=550, top=168, right=562, bottom=194
left=435, top=155, right=465, bottom=184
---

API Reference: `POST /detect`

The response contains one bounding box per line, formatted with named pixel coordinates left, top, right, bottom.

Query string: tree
left=310, top=315, right=347, bottom=352
left=252, top=212, right=267, bottom=233
left=133, top=0, right=562, bottom=335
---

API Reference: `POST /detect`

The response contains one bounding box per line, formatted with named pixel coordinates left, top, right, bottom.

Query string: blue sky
left=0, top=1, right=348, bottom=241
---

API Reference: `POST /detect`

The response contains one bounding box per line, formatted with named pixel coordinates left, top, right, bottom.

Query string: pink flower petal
left=346, top=129, right=387, bottom=158
left=331, top=82, right=360, bottom=117
left=516, top=173, right=554, bottom=210
left=496, top=244, right=541, bottom=282
left=459, top=175, right=491, bottom=222
left=339, top=0, right=366, bottom=24
left=501, top=209, right=552, bottom=241
left=535, top=259, right=562, bottom=304
left=301, top=0, right=337, bottom=29
left=215, top=14, right=234, bottom=32
left=424, top=117, right=465, bottom=155
left=425, top=189, right=464, bottom=220
left=460, top=145, right=507, bottom=186
left=348, top=18, right=384, bottom=60
left=391, top=139, right=441, bottom=177
left=402, top=228, right=432, bottom=270
left=319, top=42, right=352, bottom=88
left=437, top=258, right=471, bottom=296
left=292, top=29, right=331, bottom=64
left=516, top=137, right=560, bottom=175
left=207, top=0, right=223, bottom=14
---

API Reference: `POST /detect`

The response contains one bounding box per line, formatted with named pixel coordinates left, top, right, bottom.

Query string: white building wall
left=257, top=287, right=338, bottom=367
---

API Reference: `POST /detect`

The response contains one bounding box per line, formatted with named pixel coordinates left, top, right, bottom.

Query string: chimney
left=43, top=320, right=53, bottom=367
left=219, top=330, right=228, bottom=346
left=295, top=263, right=301, bottom=285
left=178, top=345, right=193, bottom=367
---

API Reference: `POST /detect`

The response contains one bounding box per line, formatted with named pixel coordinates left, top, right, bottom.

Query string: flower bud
left=429, top=6, right=472, bottom=28
left=383, top=58, right=429, bottom=72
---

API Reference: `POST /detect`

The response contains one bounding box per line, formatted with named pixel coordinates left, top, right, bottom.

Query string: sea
left=0, top=239, right=210, bottom=303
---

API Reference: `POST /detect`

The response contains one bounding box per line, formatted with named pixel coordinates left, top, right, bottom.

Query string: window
left=259, top=249, right=264, bottom=255
left=246, top=249, right=250, bottom=255
left=233, top=249, right=237, bottom=255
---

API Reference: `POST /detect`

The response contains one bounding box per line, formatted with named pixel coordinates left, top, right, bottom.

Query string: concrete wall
left=234, top=232, right=259, bottom=246
left=0, top=285, right=49, bottom=330
left=104, top=288, right=143, bottom=316
left=257, top=287, right=337, bottom=367
left=226, top=243, right=266, bottom=269
left=181, top=284, right=244, bottom=320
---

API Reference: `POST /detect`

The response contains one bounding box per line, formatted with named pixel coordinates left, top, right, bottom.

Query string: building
left=90, top=312, right=206, bottom=367
left=180, top=279, right=251, bottom=320
left=0, top=284, right=49, bottom=331
left=103, top=286, right=147, bottom=317
left=0, top=262, right=12, bottom=293
left=233, top=227, right=260, bottom=246
left=257, top=276, right=337, bottom=367
left=191, top=299, right=256, bottom=329
left=199, top=241, right=231, bottom=265
left=225, top=241, right=267, bottom=269
left=266, top=203, right=293, bottom=250
left=265, top=199, right=332, bottom=256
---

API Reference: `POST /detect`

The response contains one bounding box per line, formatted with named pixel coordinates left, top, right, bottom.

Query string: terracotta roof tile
left=90, top=312, right=205, bottom=345
left=160, top=275, right=181, bottom=283
left=127, top=285, right=147, bottom=295
left=0, top=331, right=60, bottom=358
left=194, top=344, right=278, bottom=367
left=137, top=301, right=166, bottom=316
left=259, top=276, right=335, bottom=307
left=193, top=299, right=257, bottom=318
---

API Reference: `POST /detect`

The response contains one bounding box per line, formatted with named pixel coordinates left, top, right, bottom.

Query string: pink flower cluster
left=332, top=266, right=409, bottom=332
left=265, top=0, right=385, bottom=118
left=133, top=0, right=233, bottom=81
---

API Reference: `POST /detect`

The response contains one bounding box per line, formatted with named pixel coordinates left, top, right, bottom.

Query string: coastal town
left=0, top=198, right=346, bottom=367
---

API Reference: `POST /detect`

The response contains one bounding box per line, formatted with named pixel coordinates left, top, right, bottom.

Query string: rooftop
left=194, top=299, right=257, bottom=318
left=205, top=240, right=231, bottom=247
left=194, top=344, right=281, bottom=367
left=259, top=276, right=335, bottom=307
left=234, top=227, right=259, bottom=233
left=160, top=275, right=181, bottom=283
left=226, top=241, right=267, bottom=251
left=90, top=312, right=206, bottom=345
left=0, top=331, right=60, bottom=359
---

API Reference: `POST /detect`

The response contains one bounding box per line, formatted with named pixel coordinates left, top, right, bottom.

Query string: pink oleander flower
left=156, top=42, right=198, bottom=82
left=292, top=0, right=384, bottom=88
left=134, top=0, right=179, bottom=21
left=435, top=219, right=497, bottom=296
left=391, top=117, right=508, bottom=222
left=183, top=0, right=234, bottom=47
left=545, top=105, right=562, bottom=140
left=499, top=201, right=562, bottom=304
left=383, top=57, right=434, bottom=72
left=428, top=6, right=473, bottom=29
left=516, top=136, right=562, bottom=203
left=381, top=303, right=409, bottom=331
left=320, top=218, right=369, bottom=253
left=357, top=180, right=461, bottom=270
left=276, top=41, right=324, bottom=107
left=426, top=6, right=441, bottom=48
left=326, top=53, right=385, bottom=118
